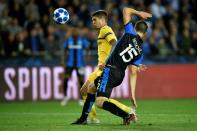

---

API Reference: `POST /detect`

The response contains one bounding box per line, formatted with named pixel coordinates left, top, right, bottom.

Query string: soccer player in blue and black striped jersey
left=61, top=26, right=90, bottom=106
left=72, top=7, right=152, bottom=125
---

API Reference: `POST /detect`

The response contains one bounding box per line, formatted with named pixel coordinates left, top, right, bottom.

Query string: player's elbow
left=122, top=7, right=129, bottom=16
left=123, top=7, right=138, bottom=17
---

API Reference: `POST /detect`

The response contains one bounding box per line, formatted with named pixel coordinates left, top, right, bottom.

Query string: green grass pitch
left=0, top=99, right=197, bottom=131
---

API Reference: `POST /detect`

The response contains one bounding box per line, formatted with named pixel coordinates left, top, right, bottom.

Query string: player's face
left=72, top=27, right=78, bottom=36
left=92, top=16, right=102, bottom=29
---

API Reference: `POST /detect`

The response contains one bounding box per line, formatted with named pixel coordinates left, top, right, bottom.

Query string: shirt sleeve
left=124, top=21, right=137, bottom=35
left=101, top=28, right=117, bottom=43
left=106, top=32, right=117, bottom=43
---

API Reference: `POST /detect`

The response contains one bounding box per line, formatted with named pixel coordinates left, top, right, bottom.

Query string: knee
left=87, top=83, right=96, bottom=93
left=80, top=87, right=87, bottom=96
left=80, top=81, right=90, bottom=96
left=96, top=97, right=107, bottom=108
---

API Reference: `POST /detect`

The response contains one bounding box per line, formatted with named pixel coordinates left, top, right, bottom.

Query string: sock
left=89, top=105, right=97, bottom=120
left=102, top=101, right=129, bottom=118
left=80, top=93, right=96, bottom=120
left=109, top=99, right=131, bottom=113
left=82, top=95, right=97, bottom=120
left=63, top=78, right=69, bottom=96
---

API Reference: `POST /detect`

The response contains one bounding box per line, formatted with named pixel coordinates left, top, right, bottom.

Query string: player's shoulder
left=102, top=25, right=112, bottom=30
left=100, top=25, right=114, bottom=33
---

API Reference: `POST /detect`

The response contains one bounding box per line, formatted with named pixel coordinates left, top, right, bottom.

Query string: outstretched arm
left=123, top=7, right=152, bottom=25
left=129, top=64, right=147, bottom=108
left=129, top=65, right=138, bottom=108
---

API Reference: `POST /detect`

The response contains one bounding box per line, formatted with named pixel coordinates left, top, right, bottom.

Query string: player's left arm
left=129, top=64, right=147, bottom=108
left=129, top=65, right=138, bottom=108
left=129, top=54, right=147, bottom=108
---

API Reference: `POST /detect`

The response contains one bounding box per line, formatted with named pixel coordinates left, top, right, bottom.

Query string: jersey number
left=119, top=44, right=138, bottom=63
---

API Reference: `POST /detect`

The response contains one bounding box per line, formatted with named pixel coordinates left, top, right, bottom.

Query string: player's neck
left=100, top=21, right=107, bottom=28
left=100, top=24, right=107, bottom=29
left=137, top=32, right=144, bottom=39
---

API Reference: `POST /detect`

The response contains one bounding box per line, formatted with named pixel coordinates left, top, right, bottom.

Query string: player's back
left=106, top=33, right=144, bottom=71
left=97, top=25, right=117, bottom=65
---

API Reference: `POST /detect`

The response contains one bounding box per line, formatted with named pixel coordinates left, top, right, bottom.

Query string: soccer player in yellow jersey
left=79, top=10, right=117, bottom=124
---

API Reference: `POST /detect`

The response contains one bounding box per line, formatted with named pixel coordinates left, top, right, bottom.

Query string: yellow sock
left=109, top=98, right=131, bottom=113
left=82, top=95, right=97, bottom=120
left=89, top=105, right=97, bottom=119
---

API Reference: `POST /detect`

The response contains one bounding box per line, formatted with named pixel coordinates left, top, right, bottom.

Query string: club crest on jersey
left=119, top=43, right=138, bottom=63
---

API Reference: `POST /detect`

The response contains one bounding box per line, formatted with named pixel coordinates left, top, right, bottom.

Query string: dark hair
left=135, top=20, right=148, bottom=34
left=91, top=10, right=108, bottom=20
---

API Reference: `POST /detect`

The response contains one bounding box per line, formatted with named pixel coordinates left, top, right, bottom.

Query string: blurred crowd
left=0, top=0, right=196, bottom=65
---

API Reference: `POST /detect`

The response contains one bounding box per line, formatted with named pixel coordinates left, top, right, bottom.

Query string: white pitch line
left=0, top=112, right=197, bottom=116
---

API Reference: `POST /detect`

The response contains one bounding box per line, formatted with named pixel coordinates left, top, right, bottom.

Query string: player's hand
left=138, top=11, right=152, bottom=19
left=137, top=64, right=147, bottom=72
left=99, top=62, right=106, bottom=71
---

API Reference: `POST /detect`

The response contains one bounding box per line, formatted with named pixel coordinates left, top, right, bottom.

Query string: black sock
left=80, top=93, right=95, bottom=120
left=102, top=101, right=128, bottom=118
left=63, top=78, right=68, bottom=96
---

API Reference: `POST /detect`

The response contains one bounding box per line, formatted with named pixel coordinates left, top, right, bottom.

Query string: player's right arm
left=122, top=7, right=152, bottom=25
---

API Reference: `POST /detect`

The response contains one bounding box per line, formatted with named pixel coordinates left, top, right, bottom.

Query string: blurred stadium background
left=0, top=0, right=197, bottom=130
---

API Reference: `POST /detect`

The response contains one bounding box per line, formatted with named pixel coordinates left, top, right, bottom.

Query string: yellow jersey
left=87, top=25, right=117, bottom=83
left=97, top=25, right=117, bottom=65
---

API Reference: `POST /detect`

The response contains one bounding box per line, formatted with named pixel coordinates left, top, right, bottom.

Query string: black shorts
left=94, top=66, right=125, bottom=98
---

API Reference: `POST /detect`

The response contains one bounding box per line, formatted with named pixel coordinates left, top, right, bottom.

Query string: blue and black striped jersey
left=106, top=22, right=144, bottom=71
left=64, top=36, right=89, bottom=68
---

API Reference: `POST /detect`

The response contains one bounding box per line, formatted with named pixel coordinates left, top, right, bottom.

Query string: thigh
left=95, top=67, right=124, bottom=98
left=95, top=67, right=113, bottom=98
